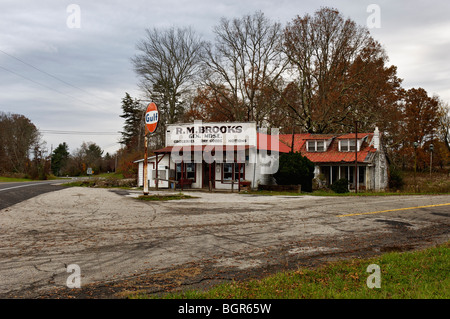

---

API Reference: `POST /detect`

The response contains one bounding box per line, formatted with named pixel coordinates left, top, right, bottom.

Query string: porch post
left=155, top=152, right=158, bottom=190
left=238, top=162, right=241, bottom=192
left=209, top=162, right=212, bottom=192
left=348, top=166, right=350, bottom=190
left=330, top=165, right=333, bottom=185
left=181, top=160, right=184, bottom=191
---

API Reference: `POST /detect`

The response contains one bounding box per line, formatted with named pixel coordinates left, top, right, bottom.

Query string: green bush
left=331, top=178, right=349, bottom=193
left=274, top=152, right=315, bottom=192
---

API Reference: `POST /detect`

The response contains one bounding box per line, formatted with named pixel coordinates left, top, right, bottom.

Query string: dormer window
left=339, top=139, right=356, bottom=152
left=307, top=140, right=325, bottom=152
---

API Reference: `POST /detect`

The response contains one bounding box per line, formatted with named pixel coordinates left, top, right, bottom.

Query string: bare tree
left=282, top=7, right=400, bottom=133
left=201, top=11, right=287, bottom=126
left=132, top=26, right=205, bottom=146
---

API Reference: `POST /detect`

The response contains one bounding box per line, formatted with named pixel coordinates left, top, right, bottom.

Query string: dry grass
left=401, top=170, right=450, bottom=193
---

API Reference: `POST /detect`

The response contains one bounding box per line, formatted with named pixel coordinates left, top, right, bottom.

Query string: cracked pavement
left=0, top=187, right=449, bottom=298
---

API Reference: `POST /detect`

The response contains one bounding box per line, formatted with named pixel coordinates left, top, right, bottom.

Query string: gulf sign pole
left=143, top=102, right=159, bottom=195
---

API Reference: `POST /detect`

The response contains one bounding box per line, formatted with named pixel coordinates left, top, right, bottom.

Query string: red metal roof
left=278, top=134, right=310, bottom=152
left=153, top=132, right=377, bottom=163
left=279, top=132, right=377, bottom=163
left=257, top=133, right=291, bottom=153
left=337, top=133, right=369, bottom=139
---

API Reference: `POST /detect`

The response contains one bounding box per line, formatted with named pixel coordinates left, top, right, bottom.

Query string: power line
left=0, top=49, right=110, bottom=103
left=41, top=129, right=120, bottom=135
left=0, top=64, right=99, bottom=107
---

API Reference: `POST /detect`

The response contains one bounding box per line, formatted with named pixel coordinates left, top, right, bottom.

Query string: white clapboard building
left=135, top=122, right=290, bottom=190
left=136, top=122, right=388, bottom=191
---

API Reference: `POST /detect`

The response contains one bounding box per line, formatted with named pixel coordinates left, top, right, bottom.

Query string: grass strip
left=0, top=176, right=34, bottom=182
left=134, top=242, right=449, bottom=299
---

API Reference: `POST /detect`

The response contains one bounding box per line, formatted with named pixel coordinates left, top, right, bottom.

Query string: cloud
left=1, top=0, right=449, bottom=155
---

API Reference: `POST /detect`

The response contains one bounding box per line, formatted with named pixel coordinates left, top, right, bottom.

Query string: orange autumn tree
left=281, top=7, right=402, bottom=134
left=394, top=87, right=443, bottom=169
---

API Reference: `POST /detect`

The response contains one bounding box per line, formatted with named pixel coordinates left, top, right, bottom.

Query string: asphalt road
left=0, top=186, right=448, bottom=298
left=0, top=180, right=67, bottom=210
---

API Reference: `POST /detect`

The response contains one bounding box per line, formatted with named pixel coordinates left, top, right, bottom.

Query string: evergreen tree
left=119, top=92, right=145, bottom=151
left=51, top=142, right=69, bottom=176
left=148, top=79, right=186, bottom=148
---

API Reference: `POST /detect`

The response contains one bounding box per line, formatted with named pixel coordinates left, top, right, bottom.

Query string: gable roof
left=279, top=132, right=378, bottom=164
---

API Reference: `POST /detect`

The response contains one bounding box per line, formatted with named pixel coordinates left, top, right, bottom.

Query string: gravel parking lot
left=0, top=186, right=448, bottom=298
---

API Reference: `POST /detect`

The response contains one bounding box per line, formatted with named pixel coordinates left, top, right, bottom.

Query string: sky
left=1, top=0, right=449, bottom=155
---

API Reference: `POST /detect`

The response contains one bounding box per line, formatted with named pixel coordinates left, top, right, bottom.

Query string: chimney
left=373, top=127, right=380, bottom=149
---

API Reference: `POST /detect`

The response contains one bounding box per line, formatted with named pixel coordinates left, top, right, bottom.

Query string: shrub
left=274, top=152, right=315, bottom=192
left=331, top=178, right=349, bottom=193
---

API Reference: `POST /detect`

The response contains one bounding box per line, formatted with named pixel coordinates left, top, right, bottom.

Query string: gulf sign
left=145, top=102, right=159, bottom=134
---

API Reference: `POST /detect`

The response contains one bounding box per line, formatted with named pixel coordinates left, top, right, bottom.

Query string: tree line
left=50, top=141, right=116, bottom=177
left=120, top=7, right=449, bottom=172
left=0, top=111, right=115, bottom=179
left=0, top=112, right=48, bottom=179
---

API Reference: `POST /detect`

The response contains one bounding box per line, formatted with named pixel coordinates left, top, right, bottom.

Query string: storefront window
left=186, top=163, right=195, bottom=180
left=176, top=163, right=196, bottom=181
left=222, top=163, right=244, bottom=182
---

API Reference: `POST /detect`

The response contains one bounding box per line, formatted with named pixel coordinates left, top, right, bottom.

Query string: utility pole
left=429, top=143, right=434, bottom=178
left=354, top=121, right=358, bottom=194
left=50, top=144, right=53, bottom=175
left=414, top=142, right=418, bottom=188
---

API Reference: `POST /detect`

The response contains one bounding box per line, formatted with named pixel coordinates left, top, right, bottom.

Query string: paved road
left=0, top=187, right=448, bottom=298
left=0, top=180, right=67, bottom=210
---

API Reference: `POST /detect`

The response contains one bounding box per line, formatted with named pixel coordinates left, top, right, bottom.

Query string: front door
left=202, top=161, right=215, bottom=189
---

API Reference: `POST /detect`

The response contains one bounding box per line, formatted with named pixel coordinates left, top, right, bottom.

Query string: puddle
left=375, top=219, right=413, bottom=228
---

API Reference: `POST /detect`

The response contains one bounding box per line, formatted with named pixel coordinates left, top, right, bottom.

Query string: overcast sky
left=1, top=0, right=449, bottom=155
